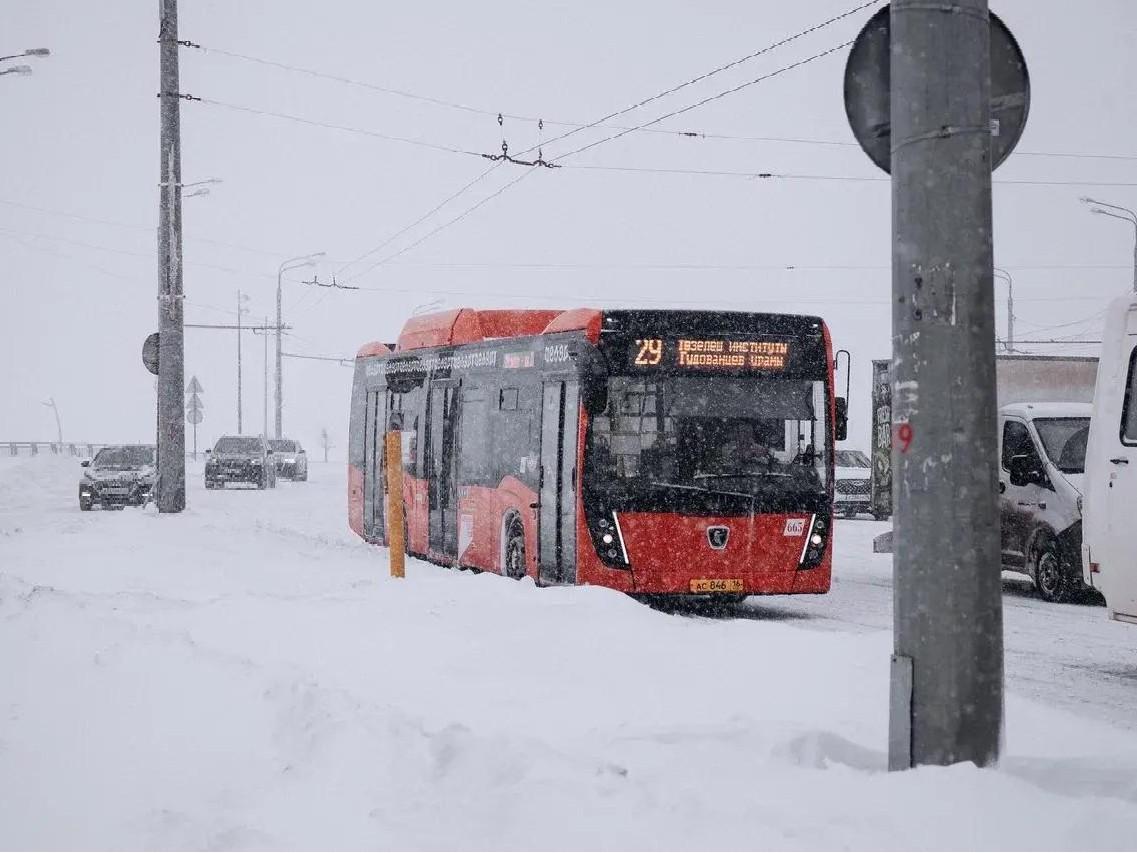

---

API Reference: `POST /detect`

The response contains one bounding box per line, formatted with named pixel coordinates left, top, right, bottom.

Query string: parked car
left=205, top=435, right=277, bottom=489
left=834, top=449, right=874, bottom=518
left=267, top=438, right=308, bottom=481
left=78, top=444, right=157, bottom=510
left=1082, top=292, right=1137, bottom=622
left=999, top=401, right=1090, bottom=603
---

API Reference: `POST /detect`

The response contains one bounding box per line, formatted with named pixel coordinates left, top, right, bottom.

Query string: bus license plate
left=690, top=579, right=744, bottom=594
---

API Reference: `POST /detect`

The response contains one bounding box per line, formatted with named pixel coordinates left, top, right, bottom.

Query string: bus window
left=460, top=386, right=491, bottom=482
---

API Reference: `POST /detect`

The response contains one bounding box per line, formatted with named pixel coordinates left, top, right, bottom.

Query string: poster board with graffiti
left=870, top=359, right=891, bottom=519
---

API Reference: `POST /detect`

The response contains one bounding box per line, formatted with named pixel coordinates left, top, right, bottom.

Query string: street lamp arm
left=1082, top=196, right=1137, bottom=223
left=1090, top=207, right=1137, bottom=228
left=278, top=251, right=326, bottom=276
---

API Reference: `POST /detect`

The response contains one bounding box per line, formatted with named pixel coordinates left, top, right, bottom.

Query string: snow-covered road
left=3, top=455, right=1137, bottom=850
left=732, top=521, right=1137, bottom=735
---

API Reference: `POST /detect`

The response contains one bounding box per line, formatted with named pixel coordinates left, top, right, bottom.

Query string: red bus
left=348, top=308, right=846, bottom=600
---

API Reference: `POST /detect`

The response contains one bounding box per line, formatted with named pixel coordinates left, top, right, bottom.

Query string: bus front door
left=538, top=380, right=580, bottom=585
left=426, top=381, right=460, bottom=561
left=362, top=389, right=385, bottom=543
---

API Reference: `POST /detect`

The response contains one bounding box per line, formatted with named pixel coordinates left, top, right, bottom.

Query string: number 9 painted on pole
left=895, top=422, right=914, bottom=454
left=385, top=427, right=406, bottom=578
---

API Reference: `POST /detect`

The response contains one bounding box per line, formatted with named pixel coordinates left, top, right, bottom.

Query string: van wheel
left=504, top=523, right=527, bottom=580
left=1033, top=534, right=1075, bottom=603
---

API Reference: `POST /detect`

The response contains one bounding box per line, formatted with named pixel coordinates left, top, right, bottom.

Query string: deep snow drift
left=3, top=455, right=1137, bottom=850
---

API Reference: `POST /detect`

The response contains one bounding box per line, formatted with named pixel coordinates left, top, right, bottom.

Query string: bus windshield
left=586, top=375, right=829, bottom=510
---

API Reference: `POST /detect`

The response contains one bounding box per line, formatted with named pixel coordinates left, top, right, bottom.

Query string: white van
left=999, top=402, right=1091, bottom=602
left=1081, top=293, right=1137, bottom=622
left=834, top=449, right=874, bottom=518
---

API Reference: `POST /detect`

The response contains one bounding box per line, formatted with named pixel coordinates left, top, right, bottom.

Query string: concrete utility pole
left=889, top=0, right=1003, bottom=770
left=275, top=252, right=324, bottom=438
left=156, top=0, right=186, bottom=512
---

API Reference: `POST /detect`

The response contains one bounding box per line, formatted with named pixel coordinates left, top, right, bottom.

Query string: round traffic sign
left=186, top=409, right=203, bottom=425
left=142, top=332, right=160, bottom=376
left=843, top=5, right=1030, bottom=174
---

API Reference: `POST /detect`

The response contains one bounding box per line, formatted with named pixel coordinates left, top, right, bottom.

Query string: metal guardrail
left=2, top=442, right=202, bottom=460
left=4, top=441, right=110, bottom=458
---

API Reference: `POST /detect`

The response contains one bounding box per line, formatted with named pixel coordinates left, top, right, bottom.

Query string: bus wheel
left=504, top=523, right=526, bottom=580
left=1033, top=534, right=1074, bottom=603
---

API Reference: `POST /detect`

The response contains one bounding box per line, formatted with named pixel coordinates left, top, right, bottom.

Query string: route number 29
left=635, top=338, right=663, bottom=366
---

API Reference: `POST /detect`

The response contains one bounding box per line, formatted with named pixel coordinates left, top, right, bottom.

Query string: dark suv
left=79, top=445, right=157, bottom=510
left=267, top=438, right=308, bottom=481
left=205, top=435, right=277, bottom=489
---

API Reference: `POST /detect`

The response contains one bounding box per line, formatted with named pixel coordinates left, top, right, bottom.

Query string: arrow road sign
left=185, top=376, right=204, bottom=395
left=187, top=394, right=204, bottom=414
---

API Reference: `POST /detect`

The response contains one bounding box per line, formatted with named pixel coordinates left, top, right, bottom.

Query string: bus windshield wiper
left=650, top=481, right=753, bottom=500
left=694, top=471, right=792, bottom=480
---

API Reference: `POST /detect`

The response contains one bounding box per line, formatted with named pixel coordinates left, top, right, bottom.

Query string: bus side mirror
left=583, top=379, right=608, bottom=415
left=835, top=397, right=849, bottom=442
left=80, top=459, right=90, bottom=467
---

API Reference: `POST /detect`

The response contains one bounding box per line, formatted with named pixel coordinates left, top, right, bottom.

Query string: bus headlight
left=602, top=533, right=613, bottom=544
left=799, top=514, right=830, bottom=569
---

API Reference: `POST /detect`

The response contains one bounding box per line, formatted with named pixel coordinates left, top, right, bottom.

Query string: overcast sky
left=3, top=0, right=1136, bottom=453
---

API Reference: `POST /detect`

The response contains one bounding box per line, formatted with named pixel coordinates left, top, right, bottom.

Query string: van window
left=1124, top=347, right=1137, bottom=445
left=1034, top=418, right=1090, bottom=474
left=1001, top=420, right=1039, bottom=470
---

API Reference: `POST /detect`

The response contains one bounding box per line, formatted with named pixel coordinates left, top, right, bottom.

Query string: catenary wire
left=195, top=97, right=485, bottom=158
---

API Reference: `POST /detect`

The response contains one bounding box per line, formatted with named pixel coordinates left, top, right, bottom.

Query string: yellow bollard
left=385, top=429, right=405, bottom=578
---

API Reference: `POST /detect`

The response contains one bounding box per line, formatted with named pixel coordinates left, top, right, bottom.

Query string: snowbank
left=2, top=456, right=1136, bottom=849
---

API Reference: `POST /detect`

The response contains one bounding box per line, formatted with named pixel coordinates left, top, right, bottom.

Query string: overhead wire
left=195, top=97, right=485, bottom=158
left=550, top=41, right=854, bottom=163
left=334, top=163, right=501, bottom=278
left=192, top=43, right=1137, bottom=164
left=560, top=162, right=1137, bottom=188
left=532, top=0, right=881, bottom=157
left=0, top=196, right=296, bottom=259
left=341, top=167, right=537, bottom=283
left=336, top=10, right=878, bottom=282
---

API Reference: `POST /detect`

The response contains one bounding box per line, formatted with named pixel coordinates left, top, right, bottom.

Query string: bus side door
left=362, top=389, right=385, bottom=543
left=538, top=380, right=580, bottom=585
left=426, top=380, right=461, bottom=561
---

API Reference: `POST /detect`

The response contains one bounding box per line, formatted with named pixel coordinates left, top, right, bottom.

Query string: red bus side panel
left=348, top=464, right=364, bottom=537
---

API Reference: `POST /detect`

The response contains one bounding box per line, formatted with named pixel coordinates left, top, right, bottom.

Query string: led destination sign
left=633, top=338, right=790, bottom=371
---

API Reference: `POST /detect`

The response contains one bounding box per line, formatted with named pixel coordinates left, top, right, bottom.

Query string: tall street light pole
left=993, top=267, right=1014, bottom=352
left=41, top=398, right=62, bottom=446
left=236, top=290, right=250, bottom=432
left=1081, top=196, right=1137, bottom=293
left=275, top=252, right=325, bottom=438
